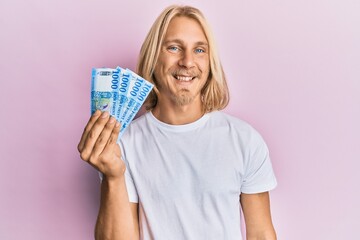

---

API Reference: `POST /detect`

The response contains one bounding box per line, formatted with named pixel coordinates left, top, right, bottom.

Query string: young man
left=78, top=5, right=277, bottom=240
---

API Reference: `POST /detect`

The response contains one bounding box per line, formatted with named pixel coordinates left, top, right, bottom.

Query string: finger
left=92, top=121, right=122, bottom=176
left=107, top=120, right=121, bottom=148
left=78, top=110, right=101, bottom=152
left=100, top=120, right=121, bottom=160
left=90, top=116, right=117, bottom=163
left=80, top=111, right=111, bottom=161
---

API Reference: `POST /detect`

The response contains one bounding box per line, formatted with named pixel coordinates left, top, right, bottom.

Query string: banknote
left=119, top=70, right=153, bottom=137
left=91, top=67, right=154, bottom=139
left=118, top=71, right=145, bottom=125
left=115, top=68, right=131, bottom=120
left=91, top=67, right=121, bottom=115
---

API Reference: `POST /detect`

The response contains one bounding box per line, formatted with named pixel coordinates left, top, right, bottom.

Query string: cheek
left=153, top=58, right=167, bottom=76
left=197, top=55, right=210, bottom=71
left=153, top=64, right=164, bottom=86
left=156, top=58, right=173, bottom=75
left=200, top=61, right=210, bottom=78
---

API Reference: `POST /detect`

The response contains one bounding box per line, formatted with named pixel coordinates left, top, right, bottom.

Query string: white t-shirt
left=119, top=111, right=277, bottom=240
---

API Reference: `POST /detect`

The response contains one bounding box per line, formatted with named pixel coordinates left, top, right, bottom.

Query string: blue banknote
left=119, top=70, right=153, bottom=138
left=91, top=67, right=121, bottom=116
left=91, top=67, right=154, bottom=139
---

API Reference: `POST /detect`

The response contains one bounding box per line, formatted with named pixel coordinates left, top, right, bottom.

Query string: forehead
left=163, top=16, right=208, bottom=43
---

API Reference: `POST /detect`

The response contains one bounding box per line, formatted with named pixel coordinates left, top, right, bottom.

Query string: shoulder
left=209, top=111, right=267, bottom=147
left=120, top=112, right=151, bottom=141
left=210, top=111, right=258, bottom=133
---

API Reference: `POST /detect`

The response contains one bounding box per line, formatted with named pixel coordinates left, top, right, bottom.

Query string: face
left=153, top=16, right=210, bottom=107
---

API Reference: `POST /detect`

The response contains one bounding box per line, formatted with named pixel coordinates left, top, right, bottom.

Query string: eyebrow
left=163, top=39, right=209, bottom=47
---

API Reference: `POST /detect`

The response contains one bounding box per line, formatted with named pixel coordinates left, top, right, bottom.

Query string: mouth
left=172, top=74, right=196, bottom=82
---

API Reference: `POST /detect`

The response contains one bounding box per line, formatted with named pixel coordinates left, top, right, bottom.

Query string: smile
left=173, top=75, right=196, bottom=82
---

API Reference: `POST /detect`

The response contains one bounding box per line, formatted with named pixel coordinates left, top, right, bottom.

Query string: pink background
left=1, top=0, right=359, bottom=239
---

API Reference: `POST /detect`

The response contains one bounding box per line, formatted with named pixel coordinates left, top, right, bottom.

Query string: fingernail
left=109, top=117, right=115, bottom=123
left=115, top=122, right=120, bottom=128
left=94, top=110, right=101, bottom=116
left=101, top=111, right=109, bottom=118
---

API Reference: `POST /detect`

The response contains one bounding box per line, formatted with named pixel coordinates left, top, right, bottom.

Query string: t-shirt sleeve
left=98, top=171, right=138, bottom=203
left=124, top=166, right=139, bottom=203
left=119, top=142, right=139, bottom=203
left=240, top=130, right=277, bottom=194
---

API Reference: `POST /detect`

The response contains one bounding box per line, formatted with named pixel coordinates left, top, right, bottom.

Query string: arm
left=78, top=110, right=139, bottom=240
left=240, top=192, right=276, bottom=240
left=95, top=176, right=139, bottom=240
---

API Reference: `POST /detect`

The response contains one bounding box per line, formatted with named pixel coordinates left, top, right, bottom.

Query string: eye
left=195, top=48, right=205, bottom=53
left=168, top=46, right=179, bottom=52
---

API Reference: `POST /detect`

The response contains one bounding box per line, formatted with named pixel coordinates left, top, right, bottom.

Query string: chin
left=172, top=93, right=194, bottom=106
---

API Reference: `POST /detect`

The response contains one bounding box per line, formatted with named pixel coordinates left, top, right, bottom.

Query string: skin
left=152, top=16, right=210, bottom=125
left=78, top=111, right=139, bottom=240
left=241, top=192, right=277, bottom=239
left=78, top=16, right=276, bottom=240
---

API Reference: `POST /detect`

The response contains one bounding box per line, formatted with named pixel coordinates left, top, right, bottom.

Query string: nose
left=178, top=50, right=195, bottom=68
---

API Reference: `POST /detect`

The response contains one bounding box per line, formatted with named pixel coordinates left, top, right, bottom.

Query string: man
left=78, top=5, right=277, bottom=240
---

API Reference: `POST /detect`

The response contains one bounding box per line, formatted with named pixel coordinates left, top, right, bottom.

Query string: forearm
left=95, top=175, right=139, bottom=240
left=241, top=192, right=277, bottom=240
left=246, top=230, right=277, bottom=240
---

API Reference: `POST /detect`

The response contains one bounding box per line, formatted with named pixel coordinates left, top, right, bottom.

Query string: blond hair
left=136, top=5, right=229, bottom=112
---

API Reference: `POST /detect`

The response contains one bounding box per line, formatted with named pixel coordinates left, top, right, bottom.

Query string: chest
left=128, top=130, right=245, bottom=200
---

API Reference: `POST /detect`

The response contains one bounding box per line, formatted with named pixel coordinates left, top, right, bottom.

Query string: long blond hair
left=136, top=5, right=229, bottom=112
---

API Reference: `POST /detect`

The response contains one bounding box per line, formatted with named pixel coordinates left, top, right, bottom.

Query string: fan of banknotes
left=91, top=67, right=154, bottom=139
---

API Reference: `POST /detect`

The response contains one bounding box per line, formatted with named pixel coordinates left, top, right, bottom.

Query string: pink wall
left=1, top=0, right=359, bottom=239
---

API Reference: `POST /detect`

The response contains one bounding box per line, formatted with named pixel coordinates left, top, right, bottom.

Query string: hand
left=77, top=110, right=126, bottom=180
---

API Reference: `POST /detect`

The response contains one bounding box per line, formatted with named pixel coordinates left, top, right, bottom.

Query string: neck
left=152, top=98, right=204, bottom=125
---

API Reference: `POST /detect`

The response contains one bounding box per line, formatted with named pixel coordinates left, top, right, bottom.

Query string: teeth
left=176, top=76, right=193, bottom=81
